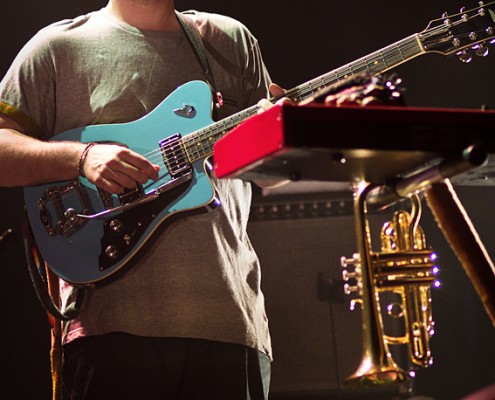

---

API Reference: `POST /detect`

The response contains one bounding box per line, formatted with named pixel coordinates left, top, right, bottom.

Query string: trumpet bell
left=345, top=357, right=409, bottom=386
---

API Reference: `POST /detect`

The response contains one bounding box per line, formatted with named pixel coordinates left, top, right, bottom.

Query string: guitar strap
left=21, top=210, right=85, bottom=321
left=21, top=210, right=85, bottom=400
left=175, top=11, right=224, bottom=114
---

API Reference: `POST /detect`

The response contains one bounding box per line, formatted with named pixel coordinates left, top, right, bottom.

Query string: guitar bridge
left=38, top=179, right=92, bottom=237
left=159, top=134, right=192, bottom=177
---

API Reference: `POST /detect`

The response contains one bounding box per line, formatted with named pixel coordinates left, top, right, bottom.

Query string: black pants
left=62, top=333, right=271, bottom=400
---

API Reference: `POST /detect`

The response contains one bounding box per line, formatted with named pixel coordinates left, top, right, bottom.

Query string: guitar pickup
left=118, top=184, right=145, bottom=205
left=159, top=134, right=192, bottom=177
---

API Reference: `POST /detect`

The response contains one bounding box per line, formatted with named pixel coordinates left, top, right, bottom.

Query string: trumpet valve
left=342, top=269, right=358, bottom=281
left=344, top=282, right=361, bottom=295
left=340, top=254, right=359, bottom=268
left=342, top=253, right=363, bottom=299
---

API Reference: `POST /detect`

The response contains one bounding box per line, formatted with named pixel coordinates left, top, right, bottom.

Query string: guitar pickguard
left=98, top=175, right=193, bottom=273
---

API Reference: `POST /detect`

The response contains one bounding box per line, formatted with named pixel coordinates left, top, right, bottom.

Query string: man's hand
left=269, top=83, right=286, bottom=99
left=257, top=83, right=292, bottom=113
left=81, top=144, right=160, bottom=194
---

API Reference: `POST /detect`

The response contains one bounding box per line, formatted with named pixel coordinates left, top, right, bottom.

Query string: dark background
left=1, top=1, right=495, bottom=399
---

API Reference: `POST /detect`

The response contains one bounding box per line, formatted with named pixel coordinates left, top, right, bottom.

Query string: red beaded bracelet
left=78, top=142, right=96, bottom=178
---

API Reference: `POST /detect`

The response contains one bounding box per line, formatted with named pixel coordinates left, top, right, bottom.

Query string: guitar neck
left=184, top=33, right=425, bottom=162
left=287, top=33, right=424, bottom=102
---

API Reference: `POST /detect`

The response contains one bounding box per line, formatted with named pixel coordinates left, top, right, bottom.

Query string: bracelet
left=78, top=142, right=96, bottom=178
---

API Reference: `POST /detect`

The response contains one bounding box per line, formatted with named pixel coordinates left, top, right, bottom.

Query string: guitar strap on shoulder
left=176, top=11, right=224, bottom=112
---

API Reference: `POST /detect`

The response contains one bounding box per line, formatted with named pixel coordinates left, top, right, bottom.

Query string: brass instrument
left=341, top=183, right=439, bottom=386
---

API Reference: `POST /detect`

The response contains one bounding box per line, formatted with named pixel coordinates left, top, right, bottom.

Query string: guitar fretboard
left=287, top=34, right=424, bottom=102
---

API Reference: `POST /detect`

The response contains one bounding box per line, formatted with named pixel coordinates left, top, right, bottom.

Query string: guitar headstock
left=421, top=1, right=495, bottom=61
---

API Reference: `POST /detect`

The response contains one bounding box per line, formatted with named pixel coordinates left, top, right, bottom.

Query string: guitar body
left=24, top=81, right=218, bottom=285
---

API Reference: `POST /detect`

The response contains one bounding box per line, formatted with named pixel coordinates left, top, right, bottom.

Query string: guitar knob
left=105, top=245, right=119, bottom=260
left=109, top=219, right=124, bottom=233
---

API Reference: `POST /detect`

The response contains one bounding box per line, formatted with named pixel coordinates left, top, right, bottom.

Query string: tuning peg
left=474, top=43, right=489, bottom=57
left=457, top=50, right=473, bottom=63
left=479, top=2, right=486, bottom=15
left=486, top=26, right=495, bottom=41
left=442, top=12, right=451, bottom=26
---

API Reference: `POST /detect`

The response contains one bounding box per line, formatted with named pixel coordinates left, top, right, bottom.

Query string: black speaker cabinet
left=248, top=193, right=412, bottom=399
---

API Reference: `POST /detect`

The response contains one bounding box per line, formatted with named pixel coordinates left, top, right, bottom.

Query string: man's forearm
left=0, top=128, right=83, bottom=186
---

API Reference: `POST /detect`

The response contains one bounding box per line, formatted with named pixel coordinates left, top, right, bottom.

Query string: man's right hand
left=81, top=144, right=160, bottom=194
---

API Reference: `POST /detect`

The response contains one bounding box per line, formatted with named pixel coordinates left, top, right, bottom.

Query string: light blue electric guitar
left=23, top=3, right=495, bottom=285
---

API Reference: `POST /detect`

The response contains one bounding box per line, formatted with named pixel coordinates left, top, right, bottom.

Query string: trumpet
left=341, top=183, right=439, bottom=386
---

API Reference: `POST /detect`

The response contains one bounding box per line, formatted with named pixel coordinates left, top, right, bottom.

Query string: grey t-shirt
left=0, top=8, right=272, bottom=357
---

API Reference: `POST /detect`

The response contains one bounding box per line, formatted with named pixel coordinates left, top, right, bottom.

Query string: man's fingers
left=256, top=98, right=273, bottom=113
left=118, top=148, right=160, bottom=181
left=84, top=145, right=160, bottom=192
left=269, top=83, right=286, bottom=98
